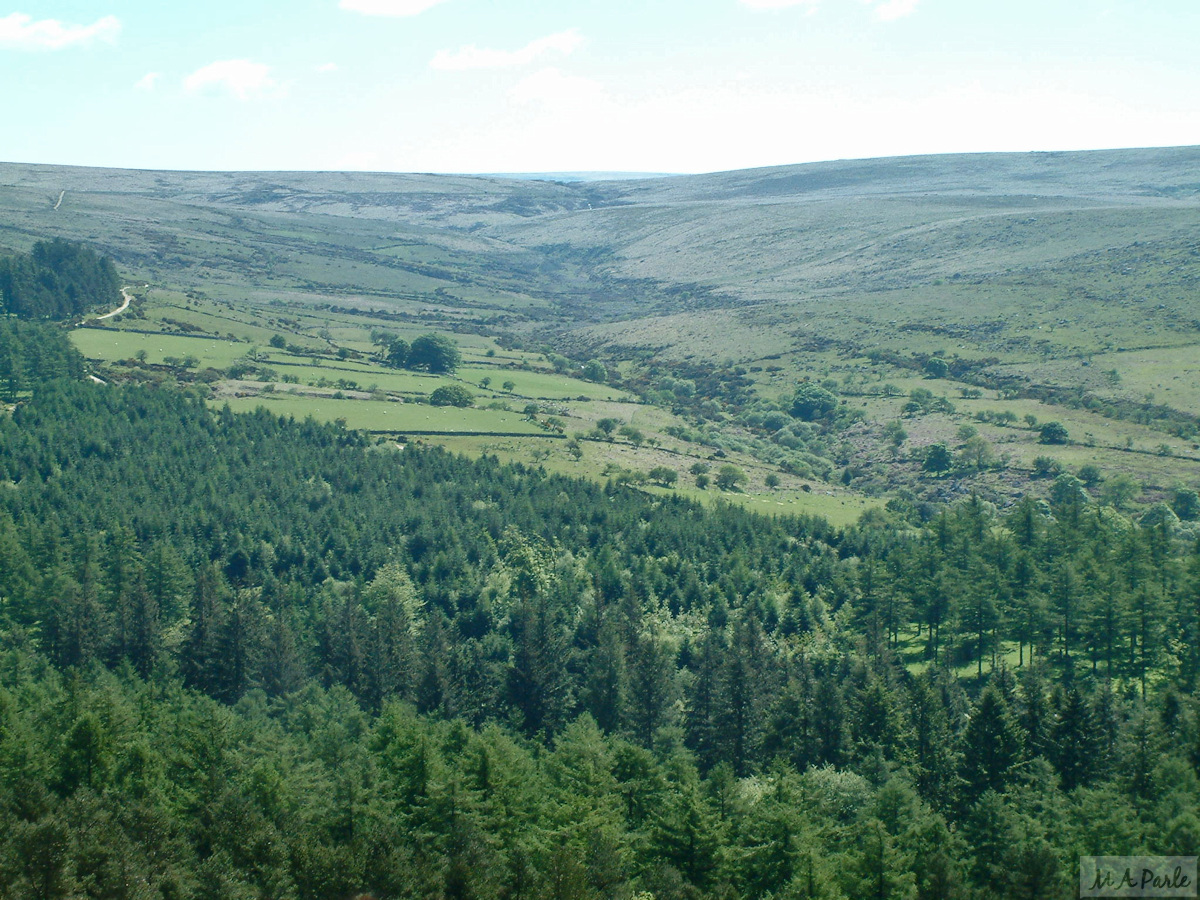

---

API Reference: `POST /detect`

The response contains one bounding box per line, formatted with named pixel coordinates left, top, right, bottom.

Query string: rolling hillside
left=4, top=148, right=1198, bottom=334
left=4, top=147, right=1200, bottom=512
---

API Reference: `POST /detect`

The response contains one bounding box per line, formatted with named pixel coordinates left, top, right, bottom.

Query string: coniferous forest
left=0, top=240, right=121, bottom=320
left=0, top=323, right=1198, bottom=899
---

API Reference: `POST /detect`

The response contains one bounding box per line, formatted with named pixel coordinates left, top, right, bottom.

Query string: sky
left=1, top=0, right=1198, bottom=175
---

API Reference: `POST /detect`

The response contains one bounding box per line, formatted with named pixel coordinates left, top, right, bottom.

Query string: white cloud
left=184, top=59, right=275, bottom=100
left=431, top=28, right=582, bottom=72
left=0, top=12, right=119, bottom=50
left=134, top=72, right=159, bottom=91
left=340, top=0, right=449, bottom=16
left=316, top=62, right=338, bottom=73
left=869, top=0, right=919, bottom=21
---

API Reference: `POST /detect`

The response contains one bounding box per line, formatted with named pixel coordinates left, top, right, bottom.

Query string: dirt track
left=96, top=287, right=133, bottom=320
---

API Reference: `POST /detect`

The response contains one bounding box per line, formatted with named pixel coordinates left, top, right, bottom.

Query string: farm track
left=95, top=287, right=133, bottom=320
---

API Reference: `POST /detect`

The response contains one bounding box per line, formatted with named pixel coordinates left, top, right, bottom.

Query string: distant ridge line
left=480, top=171, right=679, bottom=183
left=3, top=145, right=1199, bottom=183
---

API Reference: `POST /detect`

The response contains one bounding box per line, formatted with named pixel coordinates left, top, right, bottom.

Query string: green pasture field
left=74, top=282, right=1200, bottom=525
left=71, top=295, right=661, bottom=473
left=952, top=397, right=1200, bottom=459
left=251, top=356, right=620, bottom=406
left=867, top=395, right=1200, bottom=492
left=456, top=366, right=628, bottom=402
left=773, top=343, right=1200, bottom=491
left=856, top=389, right=1199, bottom=461
left=215, top=394, right=550, bottom=436
left=464, top=348, right=535, bottom=367
left=265, top=366, right=442, bottom=395
left=145, top=306, right=274, bottom=340
left=140, top=295, right=302, bottom=345
left=434, top=432, right=874, bottom=524
left=73, top=295, right=573, bottom=401
left=170, top=293, right=522, bottom=365
left=1045, top=345, right=1200, bottom=415
left=72, top=329, right=252, bottom=367
left=662, top=484, right=880, bottom=527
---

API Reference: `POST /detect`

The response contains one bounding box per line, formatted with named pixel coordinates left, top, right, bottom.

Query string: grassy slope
left=9, top=147, right=1200, bottom=515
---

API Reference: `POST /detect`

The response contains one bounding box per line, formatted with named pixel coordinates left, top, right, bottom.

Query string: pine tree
left=104, top=527, right=142, bottom=666
left=582, top=616, right=627, bottom=734
left=813, top=670, right=847, bottom=768
left=0, top=340, right=22, bottom=401
left=262, top=581, right=306, bottom=698
left=839, top=815, right=917, bottom=900
left=627, top=631, right=674, bottom=747
left=219, top=587, right=261, bottom=702
left=1130, top=585, right=1166, bottom=701
left=850, top=671, right=908, bottom=766
left=364, top=561, right=420, bottom=708
left=58, top=711, right=109, bottom=793
left=649, top=753, right=719, bottom=889
left=126, top=572, right=161, bottom=678
left=855, top=559, right=888, bottom=658
left=1016, top=667, right=1052, bottom=760
left=906, top=673, right=958, bottom=808
left=717, top=612, right=772, bottom=775
left=182, top=563, right=226, bottom=696
left=1008, top=550, right=1045, bottom=667
left=731, top=778, right=808, bottom=897
left=684, top=627, right=726, bottom=772
left=960, top=686, right=1024, bottom=804
left=417, top=612, right=454, bottom=719
left=506, top=594, right=572, bottom=738
left=0, top=512, right=34, bottom=625
left=1051, top=562, right=1078, bottom=663
left=45, top=540, right=105, bottom=670
left=143, top=542, right=190, bottom=627
left=10, top=815, right=75, bottom=900
left=764, top=660, right=820, bottom=773
left=1049, top=688, right=1099, bottom=791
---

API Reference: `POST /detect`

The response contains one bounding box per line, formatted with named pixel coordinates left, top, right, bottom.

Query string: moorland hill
left=3, top=146, right=1198, bottom=333
left=5, top=147, right=1200, bottom=511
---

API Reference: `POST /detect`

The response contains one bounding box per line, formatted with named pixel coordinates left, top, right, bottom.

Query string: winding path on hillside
left=96, top=287, right=133, bottom=320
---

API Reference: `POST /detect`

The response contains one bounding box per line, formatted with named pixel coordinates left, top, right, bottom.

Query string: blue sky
left=1, top=0, right=1197, bottom=174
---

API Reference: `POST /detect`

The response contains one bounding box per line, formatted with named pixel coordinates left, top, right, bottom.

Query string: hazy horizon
left=5, top=142, right=1199, bottom=183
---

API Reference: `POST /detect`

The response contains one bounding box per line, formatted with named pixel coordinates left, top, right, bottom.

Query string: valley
left=3, top=147, right=1200, bottom=899
left=4, top=147, right=1198, bottom=522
